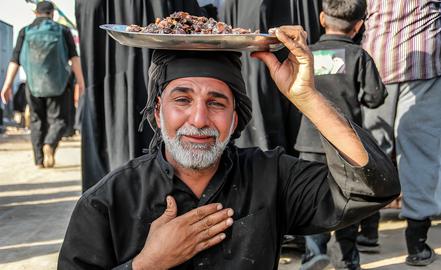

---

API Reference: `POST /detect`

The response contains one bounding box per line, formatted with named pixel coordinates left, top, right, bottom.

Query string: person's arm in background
left=70, top=56, right=85, bottom=107
left=64, top=26, right=85, bottom=106
left=1, top=62, right=20, bottom=104
left=1, top=28, right=26, bottom=104
left=358, top=51, right=387, bottom=109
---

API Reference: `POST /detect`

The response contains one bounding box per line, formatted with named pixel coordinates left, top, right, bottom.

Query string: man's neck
left=325, top=29, right=355, bottom=39
left=165, top=150, right=220, bottom=198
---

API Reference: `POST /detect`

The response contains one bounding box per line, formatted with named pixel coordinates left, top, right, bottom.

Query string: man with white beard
left=58, top=26, right=400, bottom=270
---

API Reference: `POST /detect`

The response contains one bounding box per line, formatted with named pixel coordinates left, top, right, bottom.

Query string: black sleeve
left=11, top=28, right=26, bottom=64
left=280, top=121, right=400, bottom=235
left=357, top=51, right=387, bottom=109
left=63, top=27, right=78, bottom=59
left=58, top=196, right=119, bottom=269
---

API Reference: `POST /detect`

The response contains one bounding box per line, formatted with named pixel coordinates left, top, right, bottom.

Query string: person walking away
left=1, top=1, right=85, bottom=168
left=362, top=0, right=441, bottom=266
left=294, top=0, right=388, bottom=269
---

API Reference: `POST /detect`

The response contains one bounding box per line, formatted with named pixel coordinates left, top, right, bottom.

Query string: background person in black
left=294, top=1, right=387, bottom=270
left=58, top=26, right=399, bottom=270
left=74, top=0, right=202, bottom=192
left=220, top=0, right=325, bottom=254
left=1, top=1, right=84, bottom=168
left=220, top=0, right=323, bottom=156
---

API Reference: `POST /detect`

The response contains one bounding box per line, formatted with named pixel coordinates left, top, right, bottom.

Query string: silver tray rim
left=100, top=24, right=284, bottom=52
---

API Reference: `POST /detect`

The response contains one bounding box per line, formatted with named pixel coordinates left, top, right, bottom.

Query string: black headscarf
left=140, top=50, right=252, bottom=152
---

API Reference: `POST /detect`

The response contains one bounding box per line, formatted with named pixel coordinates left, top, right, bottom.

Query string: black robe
left=75, top=0, right=202, bottom=191
left=220, top=0, right=323, bottom=155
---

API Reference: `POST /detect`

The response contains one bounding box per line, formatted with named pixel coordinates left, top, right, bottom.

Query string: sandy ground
left=0, top=127, right=440, bottom=270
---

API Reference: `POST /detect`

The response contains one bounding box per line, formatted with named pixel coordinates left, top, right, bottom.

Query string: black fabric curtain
left=220, top=0, right=323, bottom=155
left=75, top=0, right=202, bottom=191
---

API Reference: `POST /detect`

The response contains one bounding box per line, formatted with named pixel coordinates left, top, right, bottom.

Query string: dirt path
left=0, top=128, right=81, bottom=270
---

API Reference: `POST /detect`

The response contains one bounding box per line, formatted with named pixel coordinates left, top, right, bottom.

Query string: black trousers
left=25, top=86, right=67, bottom=165
left=359, top=211, right=380, bottom=239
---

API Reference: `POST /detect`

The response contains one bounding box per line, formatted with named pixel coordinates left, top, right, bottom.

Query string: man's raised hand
left=252, top=26, right=315, bottom=104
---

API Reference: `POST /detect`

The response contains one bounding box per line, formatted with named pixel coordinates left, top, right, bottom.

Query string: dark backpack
left=19, top=19, right=70, bottom=97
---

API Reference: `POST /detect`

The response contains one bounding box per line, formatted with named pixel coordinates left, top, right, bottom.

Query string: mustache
left=176, top=126, right=219, bottom=138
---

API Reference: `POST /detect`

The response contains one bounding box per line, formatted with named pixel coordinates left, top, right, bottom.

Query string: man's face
left=155, top=77, right=238, bottom=170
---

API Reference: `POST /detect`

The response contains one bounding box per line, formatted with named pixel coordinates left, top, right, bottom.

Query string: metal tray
left=100, top=24, right=284, bottom=52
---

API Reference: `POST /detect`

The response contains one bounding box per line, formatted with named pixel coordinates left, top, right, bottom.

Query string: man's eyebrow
left=169, top=86, right=194, bottom=95
left=168, top=87, right=231, bottom=102
left=208, top=91, right=230, bottom=101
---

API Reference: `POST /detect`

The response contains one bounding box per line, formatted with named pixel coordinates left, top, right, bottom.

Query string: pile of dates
left=126, top=11, right=259, bottom=34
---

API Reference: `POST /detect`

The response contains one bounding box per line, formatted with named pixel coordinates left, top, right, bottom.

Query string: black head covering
left=140, top=50, right=252, bottom=152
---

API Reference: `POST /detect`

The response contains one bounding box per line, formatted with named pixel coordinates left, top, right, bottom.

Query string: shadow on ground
left=0, top=178, right=81, bottom=264
left=0, top=243, right=62, bottom=264
left=0, top=180, right=81, bottom=192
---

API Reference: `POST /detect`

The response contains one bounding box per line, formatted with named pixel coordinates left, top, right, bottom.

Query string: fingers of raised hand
left=276, top=30, right=309, bottom=57
left=277, top=25, right=307, bottom=44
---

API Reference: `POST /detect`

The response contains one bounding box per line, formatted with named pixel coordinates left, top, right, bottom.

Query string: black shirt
left=295, top=34, right=387, bottom=154
left=58, top=124, right=399, bottom=270
left=11, top=17, right=77, bottom=65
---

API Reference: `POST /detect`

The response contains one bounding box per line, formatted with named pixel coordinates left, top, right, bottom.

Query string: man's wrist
left=132, top=252, right=166, bottom=270
left=289, top=87, right=321, bottom=112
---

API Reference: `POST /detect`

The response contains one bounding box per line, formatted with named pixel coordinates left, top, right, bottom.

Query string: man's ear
left=319, top=11, right=326, bottom=28
left=233, top=111, right=238, bottom=132
left=354, top=20, right=364, bottom=34
left=154, top=98, right=162, bottom=129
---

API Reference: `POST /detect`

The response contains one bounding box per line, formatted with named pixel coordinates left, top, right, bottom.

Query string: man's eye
left=208, top=101, right=226, bottom=108
left=174, top=98, right=191, bottom=104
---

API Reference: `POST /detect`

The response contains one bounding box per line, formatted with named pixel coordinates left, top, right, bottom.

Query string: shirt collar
left=156, top=145, right=175, bottom=179
left=197, top=145, right=234, bottom=205
left=33, top=17, right=52, bottom=24
left=319, top=34, right=354, bottom=44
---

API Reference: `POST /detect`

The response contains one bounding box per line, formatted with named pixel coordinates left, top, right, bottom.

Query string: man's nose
left=188, top=102, right=210, bottom=128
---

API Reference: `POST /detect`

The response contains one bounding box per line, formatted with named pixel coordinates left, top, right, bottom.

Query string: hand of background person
left=132, top=196, right=234, bottom=270
left=251, top=25, right=315, bottom=104
left=1, top=86, right=13, bottom=104
left=73, top=83, right=85, bottom=108
left=385, top=193, right=402, bottom=209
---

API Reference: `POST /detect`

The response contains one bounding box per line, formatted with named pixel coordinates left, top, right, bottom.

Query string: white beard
left=160, top=109, right=234, bottom=170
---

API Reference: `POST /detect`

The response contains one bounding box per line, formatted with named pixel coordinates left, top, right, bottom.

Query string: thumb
left=155, top=196, right=178, bottom=226
left=1, top=90, right=6, bottom=104
left=251, top=51, right=281, bottom=76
